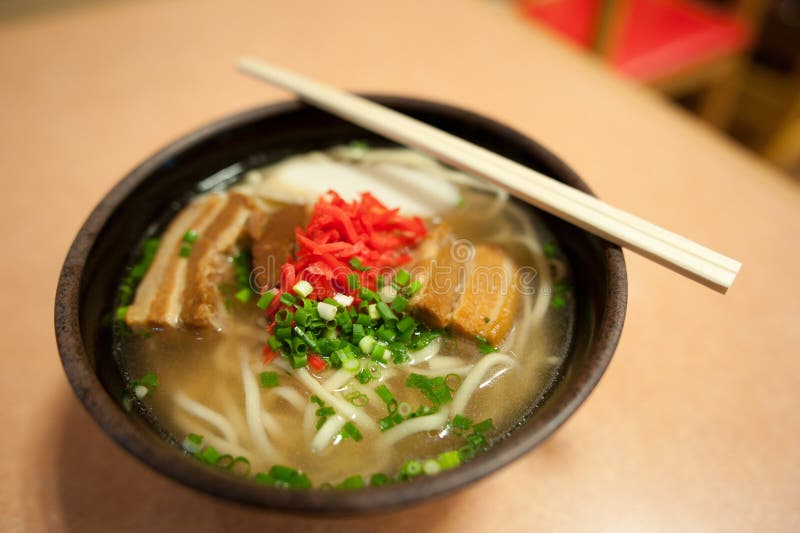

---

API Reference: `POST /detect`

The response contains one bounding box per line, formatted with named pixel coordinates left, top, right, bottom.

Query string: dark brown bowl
left=54, top=96, right=627, bottom=514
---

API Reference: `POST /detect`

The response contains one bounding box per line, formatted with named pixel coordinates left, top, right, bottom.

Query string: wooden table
left=2, top=1, right=798, bottom=531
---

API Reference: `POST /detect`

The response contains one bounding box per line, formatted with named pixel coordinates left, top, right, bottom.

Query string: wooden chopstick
left=237, top=57, right=741, bottom=293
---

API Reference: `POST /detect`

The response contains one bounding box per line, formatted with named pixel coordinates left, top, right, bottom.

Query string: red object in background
left=518, top=0, right=750, bottom=83
left=522, top=0, right=601, bottom=47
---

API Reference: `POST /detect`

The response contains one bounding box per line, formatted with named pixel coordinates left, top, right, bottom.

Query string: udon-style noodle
left=115, top=145, right=573, bottom=488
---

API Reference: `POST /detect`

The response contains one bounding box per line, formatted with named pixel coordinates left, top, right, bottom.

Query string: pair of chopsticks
left=237, top=57, right=741, bottom=294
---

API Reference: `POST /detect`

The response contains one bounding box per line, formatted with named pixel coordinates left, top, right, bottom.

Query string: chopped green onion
left=333, top=293, right=354, bottom=306
left=342, top=357, right=360, bottom=373
left=406, top=279, right=422, bottom=296
left=182, top=433, right=203, bottom=453
left=406, top=373, right=452, bottom=406
left=401, top=460, right=422, bottom=477
left=375, top=384, right=397, bottom=412
left=317, top=301, right=337, bottom=321
left=255, top=465, right=312, bottom=489
left=543, top=242, right=556, bottom=258
left=395, top=269, right=411, bottom=286
left=423, top=459, right=441, bottom=476
left=367, top=304, right=380, bottom=320
left=352, top=323, right=365, bottom=344
left=458, top=444, right=477, bottom=461
left=337, top=475, right=365, bottom=490
left=370, top=473, right=390, bottom=486
left=372, top=343, right=389, bottom=362
left=293, top=280, right=313, bottom=297
left=259, top=371, right=279, bottom=388
left=349, top=257, right=370, bottom=271
left=376, top=325, right=396, bottom=342
left=437, top=450, right=461, bottom=470
left=279, top=293, right=296, bottom=306
left=551, top=294, right=566, bottom=309
left=256, top=290, right=277, bottom=310
left=445, top=373, right=462, bottom=392
left=291, top=353, right=308, bottom=368
left=452, top=414, right=473, bottom=431
left=228, top=456, right=251, bottom=477
left=294, top=308, right=309, bottom=327
left=340, top=421, right=363, bottom=442
left=396, top=315, right=416, bottom=333
left=475, top=335, right=499, bottom=354
left=275, top=308, right=293, bottom=326
left=472, top=418, right=494, bottom=434
left=234, top=288, right=251, bottom=303
left=358, top=335, right=376, bottom=355
left=376, top=301, right=397, bottom=322
left=115, top=306, right=129, bottom=321
left=267, top=336, right=282, bottom=351
left=397, top=401, right=413, bottom=417
left=179, top=244, right=192, bottom=258
left=182, top=229, right=198, bottom=244
left=359, top=287, right=379, bottom=302
left=379, top=284, right=397, bottom=303
left=356, top=368, right=372, bottom=384
left=344, top=390, right=369, bottom=407
left=391, top=295, right=408, bottom=312
left=139, top=372, right=158, bottom=388
left=346, top=273, right=360, bottom=290
left=197, top=446, right=222, bottom=464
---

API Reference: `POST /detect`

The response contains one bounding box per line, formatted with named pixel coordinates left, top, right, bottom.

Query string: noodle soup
left=115, top=145, right=573, bottom=488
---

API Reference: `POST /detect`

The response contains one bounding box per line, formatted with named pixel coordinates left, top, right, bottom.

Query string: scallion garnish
left=311, top=395, right=335, bottom=429
left=452, top=414, right=473, bottom=431
left=395, top=269, right=411, bottom=286
left=293, top=280, right=314, bottom=298
left=406, top=373, right=452, bottom=406
left=256, top=290, right=277, bottom=310
left=437, top=450, right=461, bottom=470
left=405, top=279, right=422, bottom=296
left=346, top=273, right=360, bottom=290
left=370, top=473, right=390, bottom=486
left=182, top=229, right=198, bottom=244
left=317, top=301, right=337, bottom=321
left=348, top=257, right=370, bottom=271
left=336, top=475, right=365, bottom=490
left=259, top=371, right=279, bottom=388
left=391, top=294, right=409, bottom=312
left=475, top=335, right=499, bottom=354
left=339, top=421, right=363, bottom=442
left=234, top=288, right=251, bottom=303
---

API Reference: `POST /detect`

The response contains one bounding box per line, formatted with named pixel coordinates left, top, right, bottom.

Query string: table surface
left=2, top=1, right=798, bottom=531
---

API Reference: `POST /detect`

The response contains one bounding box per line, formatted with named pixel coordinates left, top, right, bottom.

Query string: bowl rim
left=54, top=95, right=627, bottom=514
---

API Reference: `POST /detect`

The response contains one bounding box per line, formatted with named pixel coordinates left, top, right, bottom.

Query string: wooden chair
left=763, top=81, right=800, bottom=174
left=518, top=0, right=768, bottom=126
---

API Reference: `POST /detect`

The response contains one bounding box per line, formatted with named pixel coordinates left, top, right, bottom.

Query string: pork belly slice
left=247, top=204, right=306, bottom=292
left=408, top=229, right=519, bottom=345
left=181, top=193, right=257, bottom=328
left=126, top=194, right=228, bottom=328
left=126, top=193, right=257, bottom=330
left=407, top=224, right=467, bottom=329
left=449, top=245, right=520, bottom=345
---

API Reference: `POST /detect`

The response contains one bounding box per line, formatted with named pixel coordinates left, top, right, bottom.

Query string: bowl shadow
left=48, top=385, right=459, bottom=532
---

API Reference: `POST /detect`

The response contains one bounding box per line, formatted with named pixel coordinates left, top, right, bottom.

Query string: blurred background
left=516, top=0, right=800, bottom=177
left=2, top=0, right=798, bottom=177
